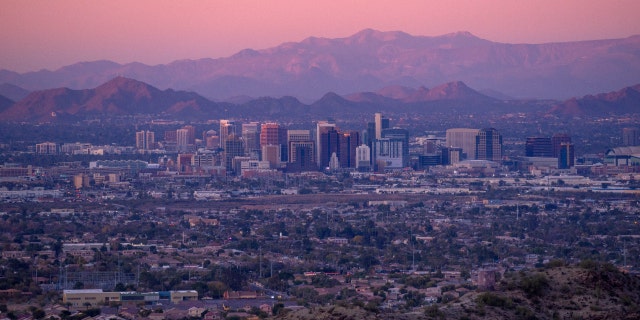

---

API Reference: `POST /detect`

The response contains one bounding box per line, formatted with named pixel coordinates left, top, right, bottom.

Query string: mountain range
left=0, top=77, right=505, bottom=122
left=0, top=76, right=638, bottom=122
left=1, top=29, right=639, bottom=101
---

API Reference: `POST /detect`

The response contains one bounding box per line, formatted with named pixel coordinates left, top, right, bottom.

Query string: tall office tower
left=365, top=122, right=376, bottom=147
left=475, top=128, right=503, bottom=161
left=318, top=127, right=340, bottom=169
left=260, top=123, right=281, bottom=147
left=525, top=137, right=553, bottom=157
left=338, top=131, right=361, bottom=168
left=622, top=127, right=640, bottom=146
left=373, top=138, right=405, bottom=171
left=136, top=131, right=145, bottom=149
left=260, top=122, right=288, bottom=162
left=316, top=120, right=337, bottom=166
left=551, top=133, right=572, bottom=158
left=176, top=128, right=191, bottom=152
left=355, top=144, right=371, bottom=171
left=558, top=143, right=575, bottom=169
left=135, top=130, right=155, bottom=150
left=288, top=130, right=313, bottom=162
left=374, top=112, right=390, bottom=140
left=242, top=122, right=260, bottom=157
left=182, top=125, right=196, bottom=145
left=446, top=128, right=479, bottom=160
left=224, top=135, right=244, bottom=172
left=381, top=128, right=409, bottom=168
left=220, top=120, right=240, bottom=152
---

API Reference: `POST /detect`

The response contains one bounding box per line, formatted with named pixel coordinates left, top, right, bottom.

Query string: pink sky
left=2, top=0, right=640, bottom=72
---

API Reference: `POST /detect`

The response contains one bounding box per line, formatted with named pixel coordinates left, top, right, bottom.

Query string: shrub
left=476, top=292, right=513, bottom=309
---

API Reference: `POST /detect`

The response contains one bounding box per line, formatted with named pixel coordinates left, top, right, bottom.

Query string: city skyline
left=2, top=0, right=640, bottom=72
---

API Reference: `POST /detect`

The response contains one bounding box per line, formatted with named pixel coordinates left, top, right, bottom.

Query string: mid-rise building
left=558, top=143, right=575, bottom=169
left=261, top=144, right=281, bottom=169
left=36, top=142, right=58, bottom=155
left=552, top=133, right=572, bottom=158
left=355, top=144, right=371, bottom=171
left=135, top=130, right=155, bottom=150
left=622, top=127, right=640, bottom=146
left=288, top=130, right=313, bottom=164
left=373, top=138, right=405, bottom=171
left=445, top=128, right=479, bottom=160
left=381, top=128, right=409, bottom=168
left=525, top=137, right=553, bottom=157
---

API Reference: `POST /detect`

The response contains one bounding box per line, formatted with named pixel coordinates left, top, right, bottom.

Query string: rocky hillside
left=270, top=262, right=640, bottom=320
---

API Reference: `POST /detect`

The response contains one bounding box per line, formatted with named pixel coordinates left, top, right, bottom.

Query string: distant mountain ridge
left=0, top=83, right=30, bottom=101
left=1, top=29, right=639, bottom=101
left=0, top=77, right=508, bottom=122
left=1, top=77, right=638, bottom=123
left=0, top=77, right=220, bottom=122
left=548, top=84, right=640, bottom=116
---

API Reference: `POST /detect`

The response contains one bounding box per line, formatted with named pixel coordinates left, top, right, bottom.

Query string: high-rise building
left=136, top=130, right=155, bottom=150
left=338, top=131, right=361, bottom=168
left=475, top=128, right=502, bottom=161
left=260, top=123, right=280, bottom=147
left=525, top=137, right=553, bottom=157
left=374, top=113, right=389, bottom=140
left=182, top=125, right=196, bottom=145
left=288, top=130, right=314, bottom=163
left=446, top=128, right=479, bottom=160
left=558, top=143, right=575, bottom=169
left=318, top=127, right=340, bottom=169
left=622, top=127, right=640, bottom=146
left=242, top=122, right=260, bottom=157
left=224, top=135, right=244, bottom=172
left=552, top=133, right=572, bottom=158
left=381, top=128, right=409, bottom=168
left=220, top=120, right=240, bottom=152
left=316, top=121, right=337, bottom=167
left=176, top=128, right=191, bottom=152
left=260, top=123, right=288, bottom=162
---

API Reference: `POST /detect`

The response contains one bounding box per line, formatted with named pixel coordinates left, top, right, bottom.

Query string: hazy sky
left=2, top=0, right=640, bottom=72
